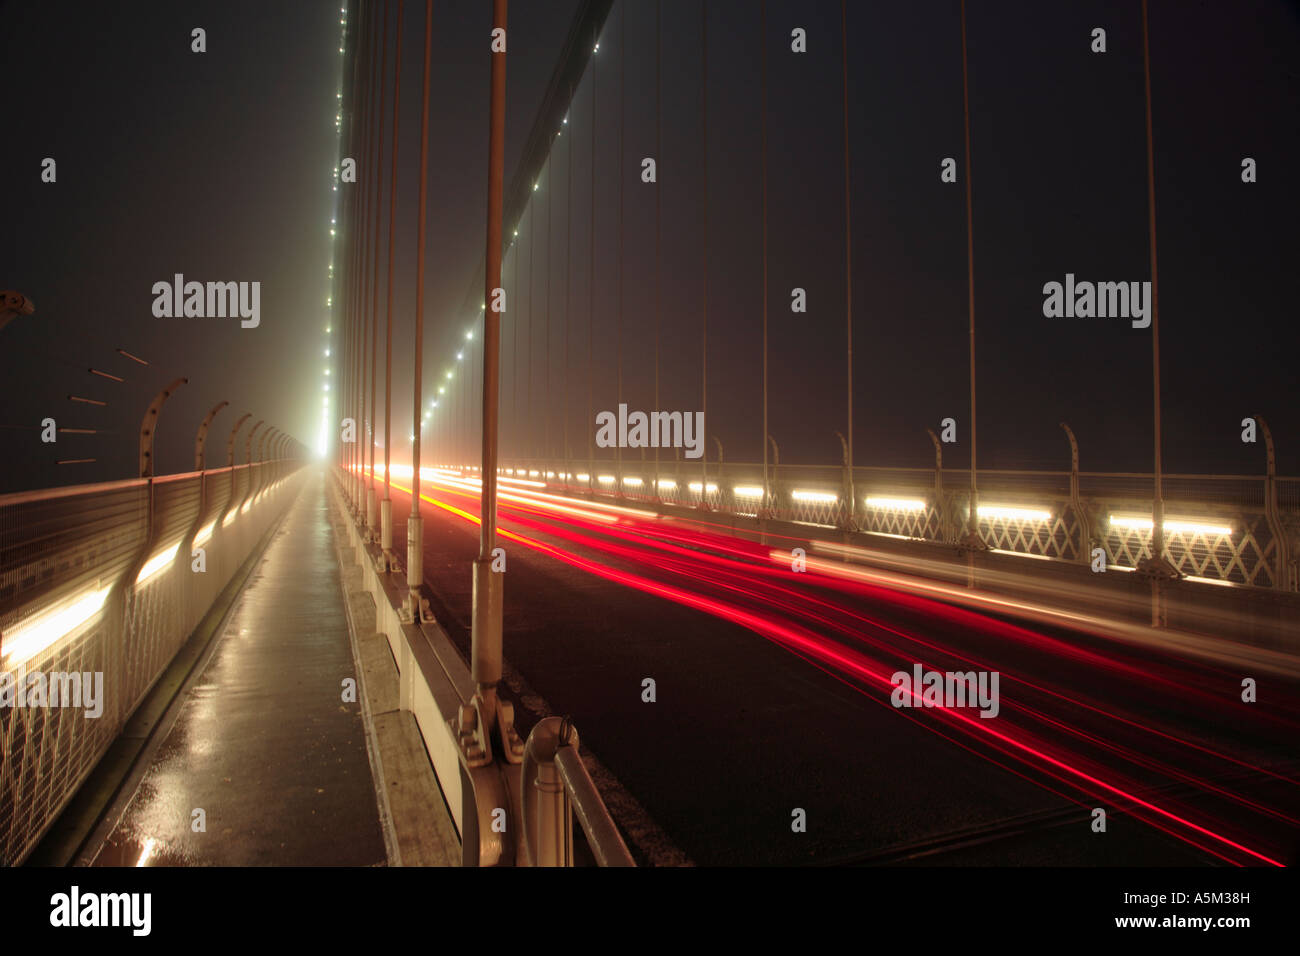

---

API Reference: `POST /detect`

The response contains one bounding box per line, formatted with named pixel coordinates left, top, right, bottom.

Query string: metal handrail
left=554, top=745, right=634, bottom=867
left=521, top=716, right=634, bottom=867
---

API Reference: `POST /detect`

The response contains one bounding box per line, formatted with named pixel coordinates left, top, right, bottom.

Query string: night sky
left=2, top=0, right=1297, bottom=494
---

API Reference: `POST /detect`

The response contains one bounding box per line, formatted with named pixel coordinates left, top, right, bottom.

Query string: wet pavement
left=93, top=472, right=386, bottom=866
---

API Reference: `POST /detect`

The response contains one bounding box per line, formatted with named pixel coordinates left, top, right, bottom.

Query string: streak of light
left=385, top=468, right=1296, bottom=864
left=135, top=837, right=159, bottom=867
left=390, top=473, right=1285, bottom=867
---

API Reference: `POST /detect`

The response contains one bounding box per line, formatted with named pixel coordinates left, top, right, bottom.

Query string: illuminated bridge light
left=978, top=504, right=1051, bottom=522
left=1109, top=514, right=1232, bottom=537
left=0, top=584, right=112, bottom=668
left=623, top=476, right=642, bottom=487
left=866, top=496, right=927, bottom=512
left=597, top=475, right=616, bottom=484
left=576, top=473, right=591, bottom=482
left=657, top=479, right=677, bottom=490
left=733, top=485, right=763, bottom=498
left=136, top=541, right=181, bottom=586
left=688, top=482, right=719, bottom=494
left=792, top=489, right=838, bottom=503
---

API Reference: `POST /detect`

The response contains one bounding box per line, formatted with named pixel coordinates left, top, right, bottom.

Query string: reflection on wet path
left=94, top=474, right=385, bottom=866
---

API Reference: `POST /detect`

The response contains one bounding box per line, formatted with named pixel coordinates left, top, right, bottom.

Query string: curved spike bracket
left=226, top=412, right=252, bottom=467
left=139, top=377, right=188, bottom=478
left=245, top=421, right=265, bottom=466
left=195, top=400, right=230, bottom=471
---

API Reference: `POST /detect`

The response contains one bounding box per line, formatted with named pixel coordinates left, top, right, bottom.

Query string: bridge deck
left=90, top=473, right=388, bottom=866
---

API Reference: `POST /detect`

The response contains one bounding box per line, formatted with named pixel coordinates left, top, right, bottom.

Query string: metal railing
left=333, top=466, right=636, bottom=866
left=521, top=716, right=634, bottom=867
left=473, top=457, right=1299, bottom=592
left=0, top=458, right=306, bottom=865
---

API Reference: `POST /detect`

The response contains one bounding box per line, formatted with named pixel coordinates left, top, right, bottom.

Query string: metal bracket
left=139, top=377, right=188, bottom=478
left=955, top=528, right=990, bottom=555
left=399, top=593, right=433, bottom=624
left=453, top=694, right=525, bottom=769
left=1136, top=555, right=1182, bottom=581
left=496, top=699, right=525, bottom=764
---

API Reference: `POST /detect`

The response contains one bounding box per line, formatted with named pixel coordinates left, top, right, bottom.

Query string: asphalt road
left=368, top=471, right=1299, bottom=867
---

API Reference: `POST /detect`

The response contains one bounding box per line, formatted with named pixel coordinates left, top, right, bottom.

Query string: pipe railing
left=520, top=716, right=634, bottom=867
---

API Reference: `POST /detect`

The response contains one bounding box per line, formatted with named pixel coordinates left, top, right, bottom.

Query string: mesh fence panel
left=488, top=458, right=1296, bottom=589
left=0, top=463, right=304, bottom=864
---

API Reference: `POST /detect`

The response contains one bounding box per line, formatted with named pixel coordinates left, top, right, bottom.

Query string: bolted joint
left=955, top=528, right=989, bottom=555
left=455, top=702, right=491, bottom=766
left=1136, top=555, right=1181, bottom=581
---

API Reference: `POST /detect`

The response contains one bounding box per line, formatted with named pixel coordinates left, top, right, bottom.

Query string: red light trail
left=360, top=464, right=1296, bottom=866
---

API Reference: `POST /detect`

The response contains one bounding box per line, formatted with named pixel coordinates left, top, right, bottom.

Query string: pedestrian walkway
left=90, top=471, right=388, bottom=866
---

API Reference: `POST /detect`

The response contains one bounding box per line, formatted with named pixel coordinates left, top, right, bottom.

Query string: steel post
left=408, top=0, right=434, bottom=615
left=472, top=0, right=508, bottom=704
